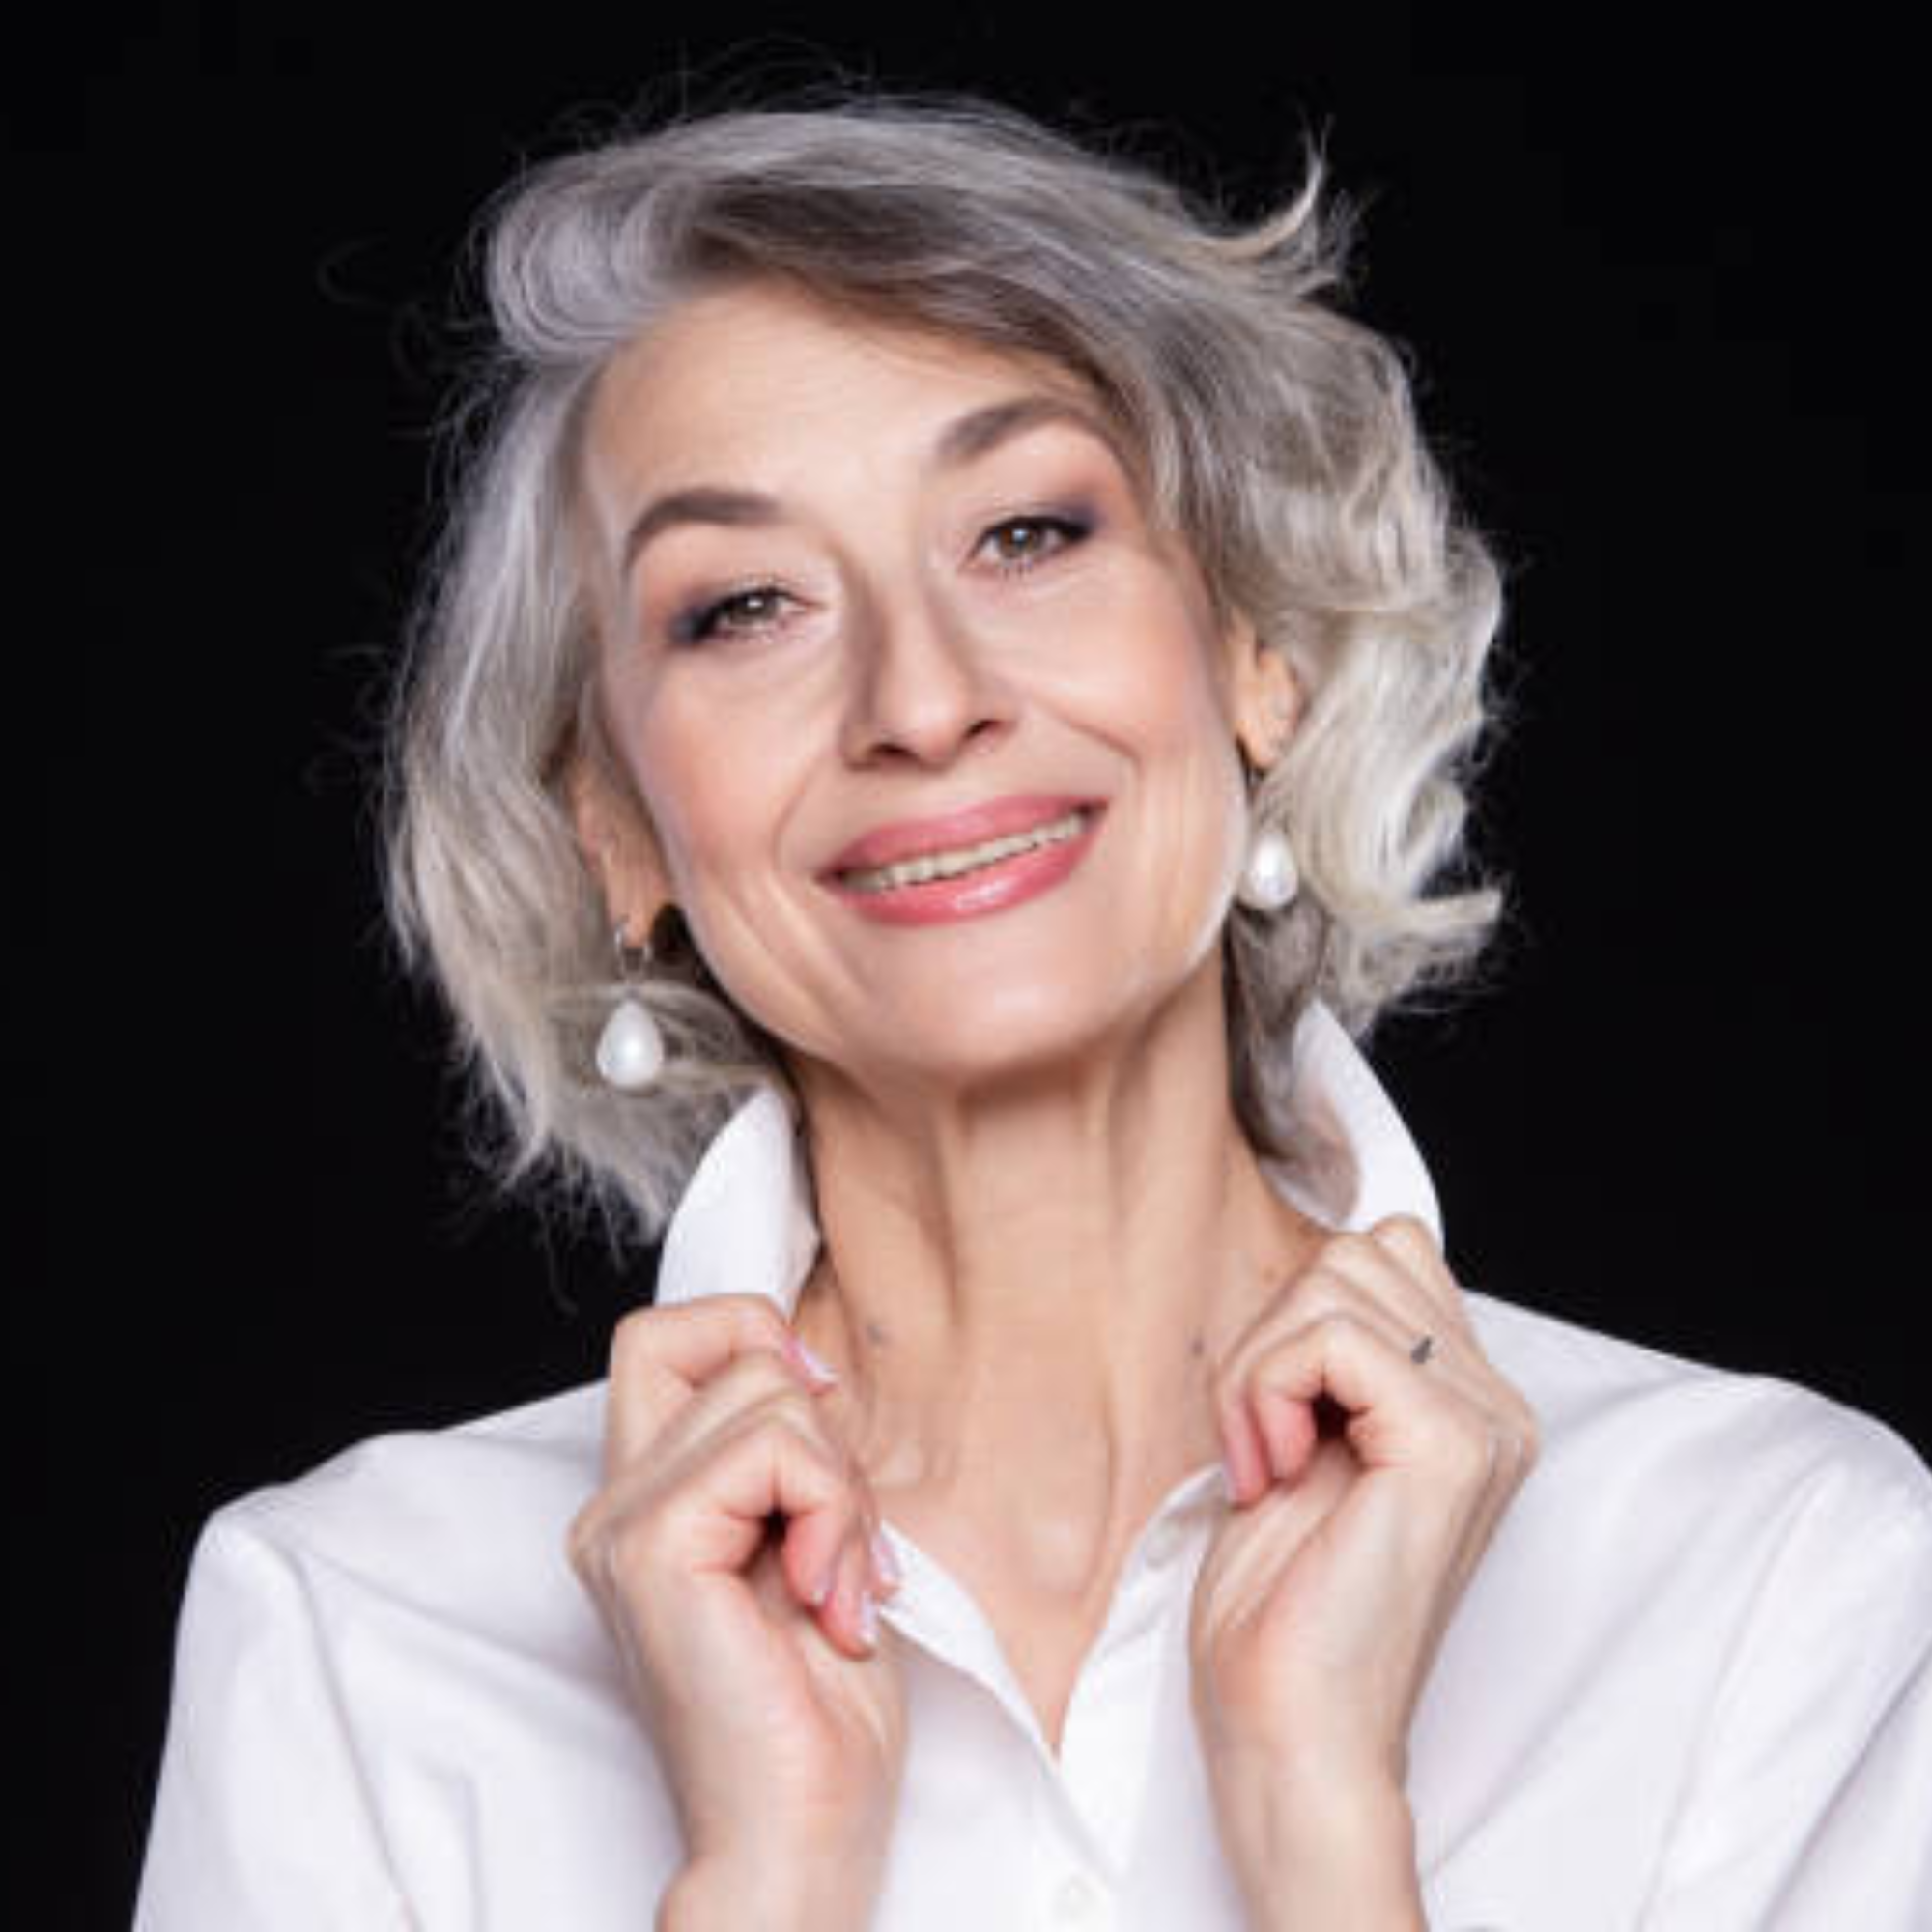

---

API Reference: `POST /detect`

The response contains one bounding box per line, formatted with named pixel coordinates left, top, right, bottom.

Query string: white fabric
left=137, top=1005, right=1932, bottom=1929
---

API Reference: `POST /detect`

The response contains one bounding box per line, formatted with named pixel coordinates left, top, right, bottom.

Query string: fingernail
left=856, top=1589, right=880, bottom=1651
left=784, top=1333, right=839, bottom=1386
left=870, top=1527, right=902, bottom=1592
left=810, top=1560, right=837, bottom=1608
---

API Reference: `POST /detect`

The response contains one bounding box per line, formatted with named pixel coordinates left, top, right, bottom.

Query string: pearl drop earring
left=595, top=921, right=667, bottom=1091
left=1236, top=823, right=1300, bottom=912
left=1235, top=730, right=1300, bottom=915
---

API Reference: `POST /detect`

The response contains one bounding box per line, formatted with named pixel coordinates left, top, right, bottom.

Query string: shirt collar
left=656, top=1000, right=1443, bottom=1315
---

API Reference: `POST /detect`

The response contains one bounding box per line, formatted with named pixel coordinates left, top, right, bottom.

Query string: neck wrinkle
left=783, top=952, right=1321, bottom=1533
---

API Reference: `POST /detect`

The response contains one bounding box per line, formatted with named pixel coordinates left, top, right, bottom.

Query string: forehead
left=579, top=278, right=1112, bottom=497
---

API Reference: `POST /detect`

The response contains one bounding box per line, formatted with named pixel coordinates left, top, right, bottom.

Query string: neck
left=786, top=948, right=1321, bottom=1566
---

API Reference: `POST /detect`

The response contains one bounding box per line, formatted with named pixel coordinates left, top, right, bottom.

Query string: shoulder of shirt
left=1463, top=1284, right=1932, bottom=1551
left=187, top=1381, right=610, bottom=1651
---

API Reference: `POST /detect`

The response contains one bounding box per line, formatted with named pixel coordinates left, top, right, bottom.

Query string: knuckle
left=759, top=1401, right=841, bottom=1469
left=733, top=1293, right=799, bottom=1350
left=699, top=1295, right=801, bottom=1371
left=1316, top=1230, right=1377, bottom=1272
left=723, top=1398, right=848, bottom=1497
left=605, top=1515, right=662, bottom=1592
left=1311, top=1307, right=1368, bottom=1346
left=1377, top=1212, right=1435, bottom=1252
left=1374, top=1215, right=1450, bottom=1285
left=1307, top=1257, right=1355, bottom=1296
left=1277, top=1265, right=1348, bottom=1321
left=607, top=1306, right=660, bottom=1378
left=721, top=1346, right=802, bottom=1405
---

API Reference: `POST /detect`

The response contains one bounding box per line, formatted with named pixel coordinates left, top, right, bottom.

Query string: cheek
left=617, top=678, right=762, bottom=897
left=621, top=674, right=828, bottom=1015
left=1078, top=599, right=1242, bottom=803
left=1098, top=604, right=1250, bottom=918
left=1055, top=564, right=1234, bottom=738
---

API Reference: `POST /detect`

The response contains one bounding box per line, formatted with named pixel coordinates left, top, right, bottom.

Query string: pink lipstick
left=821, top=795, right=1106, bottom=926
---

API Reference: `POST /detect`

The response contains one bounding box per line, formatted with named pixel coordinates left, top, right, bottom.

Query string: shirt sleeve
left=135, top=1510, right=414, bottom=1930
left=1641, top=1423, right=1932, bottom=1931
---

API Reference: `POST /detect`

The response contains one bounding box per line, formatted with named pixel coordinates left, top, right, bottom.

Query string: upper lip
left=823, top=794, right=1103, bottom=876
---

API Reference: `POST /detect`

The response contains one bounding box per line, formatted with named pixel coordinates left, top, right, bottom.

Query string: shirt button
left=1052, top=1872, right=1101, bottom=1921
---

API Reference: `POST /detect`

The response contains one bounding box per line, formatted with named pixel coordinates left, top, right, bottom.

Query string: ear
left=1221, top=611, right=1305, bottom=773
left=562, top=748, right=673, bottom=944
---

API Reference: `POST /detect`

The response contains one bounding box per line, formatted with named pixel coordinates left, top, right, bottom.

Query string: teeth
left=842, top=808, right=1091, bottom=894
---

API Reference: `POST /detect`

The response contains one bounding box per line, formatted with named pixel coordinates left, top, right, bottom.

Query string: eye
left=671, top=583, right=794, bottom=645
left=978, top=513, right=1092, bottom=573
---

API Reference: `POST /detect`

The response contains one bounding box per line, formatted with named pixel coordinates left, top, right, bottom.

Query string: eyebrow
left=617, top=393, right=1125, bottom=580
left=930, top=393, right=1122, bottom=472
left=619, top=486, right=781, bottom=578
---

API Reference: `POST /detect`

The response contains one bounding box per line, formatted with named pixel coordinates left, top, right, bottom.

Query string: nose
left=837, top=577, right=1014, bottom=769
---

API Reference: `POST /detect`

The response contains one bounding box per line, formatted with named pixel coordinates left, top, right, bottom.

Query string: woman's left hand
left=1188, top=1214, right=1541, bottom=1918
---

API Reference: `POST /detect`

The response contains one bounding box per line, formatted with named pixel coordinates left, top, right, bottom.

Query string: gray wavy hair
left=379, top=93, right=1508, bottom=1252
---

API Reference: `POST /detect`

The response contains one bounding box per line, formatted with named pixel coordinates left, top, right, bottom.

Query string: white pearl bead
left=1237, top=827, right=1299, bottom=911
left=595, top=998, right=665, bottom=1090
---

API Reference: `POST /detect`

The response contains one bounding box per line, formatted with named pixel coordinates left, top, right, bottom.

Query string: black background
left=28, top=5, right=1932, bottom=1921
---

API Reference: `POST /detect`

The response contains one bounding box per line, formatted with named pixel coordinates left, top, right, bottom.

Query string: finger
left=778, top=1495, right=895, bottom=1659
left=1362, top=1215, right=1473, bottom=1336
left=1250, top=1382, right=1320, bottom=1489
left=1219, top=1396, right=1278, bottom=1507
left=822, top=1530, right=886, bottom=1659
left=1220, top=1251, right=1479, bottom=1480
left=573, top=1403, right=888, bottom=1654
left=1241, top=1309, right=1507, bottom=1486
left=693, top=1395, right=903, bottom=1653
left=604, top=1294, right=833, bottom=1475
left=674, top=1358, right=895, bottom=1550
left=815, top=1506, right=902, bottom=1605
left=654, top=1349, right=837, bottom=1463
left=1303, top=1230, right=1463, bottom=1350
left=594, top=1332, right=900, bottom=1633
left=651, top=1399, right=869, bottom=1612
left=668, top=1382, right=873, bottom=1607
left=1220, top=1237, right=1434, bottom=1393
left=1237, top=1234, right=1489, bottom=1398
left=1303, top=1230, right=1537, bottom=1464
left=1222, top=1290, right=1430, bottom=1487
left=1314, top=1231, right=1536, bottom=1455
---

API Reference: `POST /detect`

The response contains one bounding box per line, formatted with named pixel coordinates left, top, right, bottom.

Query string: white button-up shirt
left=137, top=1005, right=1932, bottom=1928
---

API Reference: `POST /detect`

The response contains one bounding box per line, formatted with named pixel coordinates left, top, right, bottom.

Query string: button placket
left=1051, top=1497, right=1218, bottom=1875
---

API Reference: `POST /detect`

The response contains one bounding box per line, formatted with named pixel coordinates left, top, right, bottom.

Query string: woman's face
left=571, top=277, right=1296, bottom=1093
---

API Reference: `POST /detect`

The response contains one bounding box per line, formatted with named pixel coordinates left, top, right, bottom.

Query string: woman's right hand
left=566, top=1293, right=906, bottom=1924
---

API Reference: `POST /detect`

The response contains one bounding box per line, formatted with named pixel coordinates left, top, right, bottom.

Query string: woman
left=138, top=96, right=1932, bottom=1929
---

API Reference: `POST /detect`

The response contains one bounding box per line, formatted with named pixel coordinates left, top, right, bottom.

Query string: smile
left=838, top=807, right=1093, bottom=893
left=823, top=801, right=1106, bottom=926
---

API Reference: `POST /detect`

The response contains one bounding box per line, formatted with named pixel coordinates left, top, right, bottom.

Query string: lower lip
left=826, top=809, right=1104, bottom=925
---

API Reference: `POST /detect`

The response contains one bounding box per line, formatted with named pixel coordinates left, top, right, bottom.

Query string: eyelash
left=980, top=510, right=1093, bottom=572
left=669, top=511, right=1094, bottom=645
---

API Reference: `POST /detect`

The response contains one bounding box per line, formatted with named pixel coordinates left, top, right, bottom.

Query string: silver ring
left=1409, top=1333, right=1435, bottom=1366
